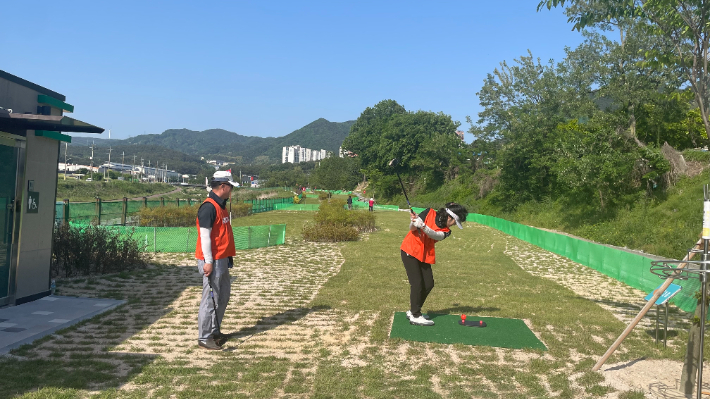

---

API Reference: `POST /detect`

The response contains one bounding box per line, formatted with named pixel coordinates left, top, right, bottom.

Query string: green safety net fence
left=56, top=196, right=295, bottom=226
left=467, top=213, right=700, bottom=313
left=92, top=224, right=286, bottom=253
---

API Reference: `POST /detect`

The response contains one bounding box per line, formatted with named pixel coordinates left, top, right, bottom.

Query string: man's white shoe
left=406, top=310, right=430, bottom=320
left=409, top=314, right=434, bottom=326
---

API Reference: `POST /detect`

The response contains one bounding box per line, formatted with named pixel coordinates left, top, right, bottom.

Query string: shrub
left=139, top=205, right=199, bottom=227
left=302, top=223, right=359, bottom=242
left=318, top=192, right=329, bottom=201
left=348, top=211, right=376, bottom=233
left=230, top=202, right=253, bottom=217
left=52, top=224, right=147, bottom=277
left=303, top=199, right=376, bottom=242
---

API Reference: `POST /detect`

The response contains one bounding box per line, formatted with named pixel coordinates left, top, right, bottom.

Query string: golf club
left=388, top=158, right=416, bottom=215
left=208, top=279, right=221, bottom=335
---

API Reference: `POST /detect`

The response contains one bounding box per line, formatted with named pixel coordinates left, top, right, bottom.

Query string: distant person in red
left=400, top=203, right=468, bottom=326
left=368, top=197, right=374, bottom=211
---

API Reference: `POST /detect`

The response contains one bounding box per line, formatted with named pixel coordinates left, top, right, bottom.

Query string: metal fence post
left=121, top=197, right=128, bottom=226
left=63, top=199, right=70, bottom=225
left=268, top=225, right=272, bottom=246
left=160, top=197, right=165, bottom=207
left=176, top=198, right=180, bottom=208
left=154, top=227, right=157, bottom=253
left=95, top=197, right=102, bottom=226
left=186, top=227, right=190, bottom=252
left=143, top=196, right=148, bottom=208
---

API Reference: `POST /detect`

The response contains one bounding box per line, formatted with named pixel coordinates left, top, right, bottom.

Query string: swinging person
left=400, top=203, right=468, bottom=326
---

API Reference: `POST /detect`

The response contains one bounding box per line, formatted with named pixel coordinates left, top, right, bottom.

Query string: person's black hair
left=435, top=202, right=469, bottom=228
left=210, top=180, right=224, bottom=189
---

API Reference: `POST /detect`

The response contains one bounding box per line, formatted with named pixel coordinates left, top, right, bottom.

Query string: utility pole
left=140, top=158, right=144, bottom=182
left=148, top=160, right=151, bottom=183
left=164, top=164, right=168, bottom=183
left=105, top=147, right=113, bottom=180
left=132, top=155, right=137, bottom=182
left=89, top=141, right=96, bottom=179
left=122, top=151, right=125, bottom=179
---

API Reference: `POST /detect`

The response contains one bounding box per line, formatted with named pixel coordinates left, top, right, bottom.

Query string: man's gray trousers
left=197, top=258, right=231, bottom=342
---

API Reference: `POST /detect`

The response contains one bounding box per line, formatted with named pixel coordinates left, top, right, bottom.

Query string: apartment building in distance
left=282, top=145, right=329, bottom=164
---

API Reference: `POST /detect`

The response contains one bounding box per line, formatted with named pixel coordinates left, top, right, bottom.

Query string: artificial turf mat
left=389, top=312, right=547, bottom=350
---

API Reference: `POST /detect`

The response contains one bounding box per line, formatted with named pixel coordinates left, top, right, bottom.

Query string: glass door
left=0, top=138, right=18, bottom=300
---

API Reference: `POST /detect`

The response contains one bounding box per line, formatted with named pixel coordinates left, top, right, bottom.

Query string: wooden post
left=63, top=199, right=70, bottom=225
left=143, top=196, right=148, bottom=208
left=176, top=198, right=180, bottom=208
left=592, top=237, right=703, bottom=371
left=160, top=197, right=164, bottom=207
left=121, top=197, right=128, bottom=226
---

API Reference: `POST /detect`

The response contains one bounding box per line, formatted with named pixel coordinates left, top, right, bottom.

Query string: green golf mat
left=390, top=312, right=547, bottom=350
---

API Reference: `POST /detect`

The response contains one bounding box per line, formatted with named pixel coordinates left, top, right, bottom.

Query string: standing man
left=347, top=195, right=353, bottom=210
left=195, top=170, right=238, bottom=350
left=369, top=197, right=375, bottom=212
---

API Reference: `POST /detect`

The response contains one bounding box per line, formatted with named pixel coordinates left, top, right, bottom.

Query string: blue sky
left=2, top=1, right=584, bottom=141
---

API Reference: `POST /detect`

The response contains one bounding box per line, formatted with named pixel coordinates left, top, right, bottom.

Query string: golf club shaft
left=208, top=279, right=221, bottom=333
left=395, top=171, right=415, bottom=215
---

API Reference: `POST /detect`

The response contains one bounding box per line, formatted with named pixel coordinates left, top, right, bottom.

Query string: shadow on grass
left=0, top=265, right=196, bottom=399
left=602, top=357, right=647, bottom=371
left=428, top=304, right=501, bottom=315
left=220, top=305, right=331, bottom=349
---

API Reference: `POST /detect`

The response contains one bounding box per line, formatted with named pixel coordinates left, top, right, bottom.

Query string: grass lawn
left=0, top=210, right=692, bottom=398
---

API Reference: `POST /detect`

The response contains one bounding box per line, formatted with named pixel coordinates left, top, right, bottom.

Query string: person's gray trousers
left=197, top=258, right=231, bottom=342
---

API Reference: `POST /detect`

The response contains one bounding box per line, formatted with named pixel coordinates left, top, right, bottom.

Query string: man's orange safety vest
left=195, top=197, right=236, bottom=261
left=400, top=208, right=450, bottom=264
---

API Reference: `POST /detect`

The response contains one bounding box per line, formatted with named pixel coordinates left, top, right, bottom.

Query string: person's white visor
left=445, top=208, right=463, bottom=229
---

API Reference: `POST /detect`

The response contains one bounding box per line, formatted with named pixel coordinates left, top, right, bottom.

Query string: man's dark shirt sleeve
left=197, top=191, right=223, bottom=229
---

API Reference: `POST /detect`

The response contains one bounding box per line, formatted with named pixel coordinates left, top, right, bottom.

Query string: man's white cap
left=212, top=170, right=239, bottom=187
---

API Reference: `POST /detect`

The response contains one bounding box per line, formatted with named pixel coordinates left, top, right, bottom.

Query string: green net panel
left=95, top=224, right=286, bottom=253
left=468, top=213, right=701, bottom=313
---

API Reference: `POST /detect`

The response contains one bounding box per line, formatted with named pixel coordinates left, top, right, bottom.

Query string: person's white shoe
left=409, top=314, right=434, bottom=326
left=406, top=310, right=430, bottom=320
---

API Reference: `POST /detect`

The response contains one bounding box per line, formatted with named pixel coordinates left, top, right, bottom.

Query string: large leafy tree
left=473, top=52, right=569, bottom=207
left=343, top=100, right=464, bottom=199
left=539, top=0, right=710, bottom=147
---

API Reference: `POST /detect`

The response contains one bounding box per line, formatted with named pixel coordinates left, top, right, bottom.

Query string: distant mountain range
left=69, top=118, right=355, bottom=169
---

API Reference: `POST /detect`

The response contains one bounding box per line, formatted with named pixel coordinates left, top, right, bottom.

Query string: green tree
left=309, top=157, right=361, bottom=190
left=341, top=99, right=407, bottom=168
left=540, top=0, right=710, bottom=147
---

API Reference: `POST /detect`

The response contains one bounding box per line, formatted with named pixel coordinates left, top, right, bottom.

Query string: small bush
left=303, top=199, right=376, bottom=242
left=302, top=223, right=359, bottom=242
left=318, top=192, right=329, bottom=201
left=52, top=224, right=147, bottom=277
left=138, top=202, right=252, bottom=226
left=348, top=210, right=376, bottom=233
left=139, top=205, right=199, bottom=227
left=230, top=202, right=253, bottom=217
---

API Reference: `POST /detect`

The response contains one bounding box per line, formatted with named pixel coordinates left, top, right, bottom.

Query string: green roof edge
left=37, top=94, right=74, bottom=113
left=35, top=130, right=72, bottom=143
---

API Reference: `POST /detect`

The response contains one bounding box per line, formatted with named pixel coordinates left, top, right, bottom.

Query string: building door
left=0, top=134, right=21, bottom=302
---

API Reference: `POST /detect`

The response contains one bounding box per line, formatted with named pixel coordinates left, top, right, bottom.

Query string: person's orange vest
left=400, top=208, right=450, bottom=264
left=195, top=198, right=236, bottom=261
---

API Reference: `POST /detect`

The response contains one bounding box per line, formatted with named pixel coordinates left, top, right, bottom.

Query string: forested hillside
left=70, top=118, right=354, bottom=165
